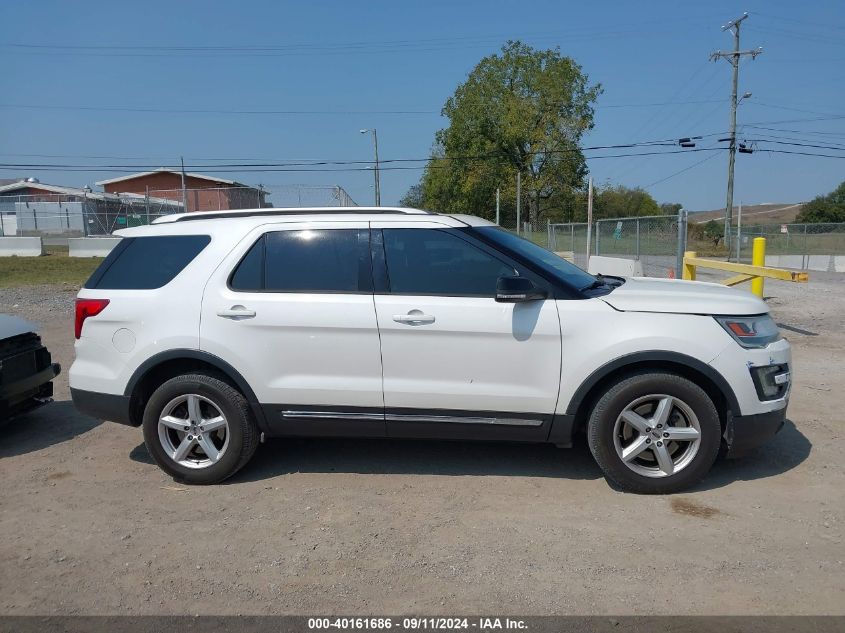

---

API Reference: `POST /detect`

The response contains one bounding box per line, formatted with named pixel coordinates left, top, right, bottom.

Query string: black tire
left=142, top=373, right=259, bottom=484
left=586, top=371, right=721, bottom=494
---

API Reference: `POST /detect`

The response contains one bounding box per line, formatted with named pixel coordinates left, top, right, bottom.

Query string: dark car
left=0, top=315, right=61, bottom=423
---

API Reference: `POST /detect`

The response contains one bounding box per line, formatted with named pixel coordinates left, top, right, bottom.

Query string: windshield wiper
left=580, top=274, right=609, bottom=292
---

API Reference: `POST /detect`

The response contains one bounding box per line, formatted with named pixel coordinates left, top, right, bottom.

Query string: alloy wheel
left=612, top=394, right=702, bottom=478
left=157, top=394, right=230, bottom=469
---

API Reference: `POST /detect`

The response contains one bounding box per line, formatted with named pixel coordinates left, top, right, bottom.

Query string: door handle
left=393, top=313, right=435, bottom=325
left=217, top=306, right=256, bottom=319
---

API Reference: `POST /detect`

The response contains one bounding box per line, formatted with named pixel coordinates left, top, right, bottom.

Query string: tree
left=660, top=202, right=683, bottom=216
left=398, top=183, right=425, bottom=209
left=417, top=41, right=601, bottom=224
left=592, top=184, right=660, bottom=220
left=796, top=181, right=845, bottom=223
left=703, top=219, right=723, bottom=239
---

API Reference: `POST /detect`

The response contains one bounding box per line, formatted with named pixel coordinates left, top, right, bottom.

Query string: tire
left=586, top=371, right=721, bottom=494
left=142, top=373, right=259, bottom=484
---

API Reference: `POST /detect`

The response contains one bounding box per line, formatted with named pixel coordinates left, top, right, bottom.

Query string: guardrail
left=682, top=237, right=808, bottom=298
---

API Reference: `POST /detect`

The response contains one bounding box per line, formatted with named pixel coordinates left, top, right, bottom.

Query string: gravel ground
left=1, top=273, right=843, bottom=615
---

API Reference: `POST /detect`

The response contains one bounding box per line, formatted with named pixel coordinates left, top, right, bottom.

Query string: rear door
left=371, top=221, right=562, bottom=441
left=200, top=221, right=385, bottom=437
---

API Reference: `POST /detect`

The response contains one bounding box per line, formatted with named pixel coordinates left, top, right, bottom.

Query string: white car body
left=69, top=207, right=791, bottom=489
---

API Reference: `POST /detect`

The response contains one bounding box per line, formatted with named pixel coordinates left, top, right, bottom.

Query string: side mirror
left=495, top=276, right=547, bottom=303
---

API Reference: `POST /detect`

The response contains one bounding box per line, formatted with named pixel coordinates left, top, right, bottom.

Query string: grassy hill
left=689, top=202, right=805, bottom=226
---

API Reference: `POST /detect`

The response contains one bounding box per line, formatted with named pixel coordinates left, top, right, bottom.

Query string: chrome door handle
left=393, top=313, right=435, bottom=325
left=217, top=306, right=256, bottom=319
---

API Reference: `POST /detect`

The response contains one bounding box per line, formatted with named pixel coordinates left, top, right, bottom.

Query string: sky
left=1, top=0, right=843, bottom=211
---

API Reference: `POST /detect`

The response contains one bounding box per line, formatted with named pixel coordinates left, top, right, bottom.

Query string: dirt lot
left=1, top=273, right=843, bottom=615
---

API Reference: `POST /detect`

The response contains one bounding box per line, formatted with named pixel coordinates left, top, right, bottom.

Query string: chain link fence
left=732, top=223, right=845, bottom=270
left=549, top=215, right=682, bottom=277
left=0, top=185, right=358, bottom=239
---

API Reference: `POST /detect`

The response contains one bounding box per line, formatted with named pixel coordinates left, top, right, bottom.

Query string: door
left=371, top=223, right=562, bottom=441
left=200, top=221, right=385, bottom=437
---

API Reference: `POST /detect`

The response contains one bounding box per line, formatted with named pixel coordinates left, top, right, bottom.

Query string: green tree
left=703, top=219, right=723, bottom=239
left=660, top=202, right=683, bottom=216
left=592, top=184, right=660, bottom=220
left=418, top=41, right=601, bottom=224
left=796, top=181, right=845, bottom=223
left=398, top=183, right=425, bottom=209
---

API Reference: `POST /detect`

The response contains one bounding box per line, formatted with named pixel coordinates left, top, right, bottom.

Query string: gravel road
left=1, top=273, right=843, bottom=615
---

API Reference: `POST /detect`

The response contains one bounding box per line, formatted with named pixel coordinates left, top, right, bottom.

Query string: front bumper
left=723, top=406, right=786, bottom=458
left=0, top=361, right=61, bottom=423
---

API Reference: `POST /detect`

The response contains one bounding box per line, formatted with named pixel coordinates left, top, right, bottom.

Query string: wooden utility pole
left=710, top=12, right=762, bottom=255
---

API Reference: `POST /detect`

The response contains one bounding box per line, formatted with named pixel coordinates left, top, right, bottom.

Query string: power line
left=752, top=10, right=845, bottom=31
left=742, top=124, right=845, bottom=138
left=0, top=137, right=697, bottom=170
left=0, top=148, right=726, bottom=174
left=0, top=99, right=728, bottom=116
left=758, top=148, right=845, bottom=159
left=745, top=139, right=845, bottom=152
left=743, top=114, right=845, bottom=125
left=644, top=152, right=722, bottom=188
left=747, top=101, right=845, bottom=118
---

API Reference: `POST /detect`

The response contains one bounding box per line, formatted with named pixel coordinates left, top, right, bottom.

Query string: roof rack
left=154, top=206, right=430, bottom=224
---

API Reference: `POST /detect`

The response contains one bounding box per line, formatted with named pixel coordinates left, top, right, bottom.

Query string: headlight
left=715, top=314, right=781, bottom=349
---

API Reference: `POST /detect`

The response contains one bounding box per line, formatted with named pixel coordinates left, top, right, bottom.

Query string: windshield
left=473, top=226, right=596, bottom=291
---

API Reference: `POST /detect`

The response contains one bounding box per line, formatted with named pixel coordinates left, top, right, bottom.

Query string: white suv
left=69, top=207, right=791, bottom=493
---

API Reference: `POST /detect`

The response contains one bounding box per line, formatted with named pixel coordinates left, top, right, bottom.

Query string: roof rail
left=154, top=206, right=430, bottom=224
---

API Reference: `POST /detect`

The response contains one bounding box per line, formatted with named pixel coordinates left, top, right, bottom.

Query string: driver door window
left=382, top=229, right=515, bottom=296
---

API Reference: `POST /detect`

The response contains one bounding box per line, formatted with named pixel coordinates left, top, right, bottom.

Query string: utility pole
left=495, top=188, right=500, bottom=225
left=516, top=171, right=521, bottom=234
left=180, top=156, right=188, bottom=212
left=359, top=129, right=380, bottom=206
left=586, top=177, right=593, bottom=259
left=710, top=12, right=762, bottom=255
left=372, top=129, right=381, bottom=206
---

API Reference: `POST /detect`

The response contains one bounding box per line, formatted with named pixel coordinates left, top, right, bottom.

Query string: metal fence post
left=595, top=220, right=601, bottom=256
left=803, top=223, right=808, bottom=269
left=675, top=208, right=686, bottom=277
left=635, top=218, right=640, bottom=260
left=570, top=223, right=575, bottom=254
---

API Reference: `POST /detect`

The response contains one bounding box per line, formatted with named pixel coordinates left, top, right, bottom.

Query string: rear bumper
left=70, top=388, right=135, bottom=426
left=724, top=406, right=787, bottom=458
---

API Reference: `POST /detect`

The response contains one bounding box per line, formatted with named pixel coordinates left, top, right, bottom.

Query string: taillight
left=75, top=298, right=110, bottom=339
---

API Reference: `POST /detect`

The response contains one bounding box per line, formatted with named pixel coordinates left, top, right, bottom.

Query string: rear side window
left=229, top=228, right=371, bottom=293
left=85, top=235, right=211, bottom=290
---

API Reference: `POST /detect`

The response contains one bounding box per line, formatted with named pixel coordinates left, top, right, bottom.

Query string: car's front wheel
left=142, top=373, right=259, bottom=484
left=587, top=371, right=721, bottom=494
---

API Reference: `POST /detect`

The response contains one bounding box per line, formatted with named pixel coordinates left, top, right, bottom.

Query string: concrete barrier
left=764, top=254, right=839, bottom=272
left=68, top=237, right=121, bottom=258
left=587, top=255, right=643, bottom=277
left=0, top=236, right=43, bottom=256
left=765, top=255, right=804, bottom=270
left=554, top=250, right=575, bottom=263
left=807, top=255, right=832, bottom=272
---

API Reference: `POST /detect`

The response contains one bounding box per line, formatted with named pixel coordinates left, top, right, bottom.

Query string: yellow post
left=682, top=251, right=696, bottom=280
left=751, top=237, right=766, bottom=298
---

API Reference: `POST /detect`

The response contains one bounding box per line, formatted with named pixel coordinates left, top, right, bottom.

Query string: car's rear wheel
left=587, top=371, right=721, bottom=494
left=142, top=373, right=259, bottom=484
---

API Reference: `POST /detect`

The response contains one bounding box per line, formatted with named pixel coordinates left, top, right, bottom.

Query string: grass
left=0, top=246, right=103, bottom=288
